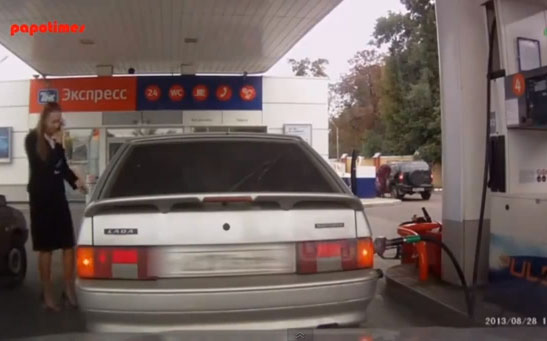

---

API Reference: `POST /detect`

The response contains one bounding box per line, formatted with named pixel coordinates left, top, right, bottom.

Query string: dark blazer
left=25, top=129, right=78, bottom=197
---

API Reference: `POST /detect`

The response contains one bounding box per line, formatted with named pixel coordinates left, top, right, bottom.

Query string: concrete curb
left=384, top=264, right=525, bottom=328
left=384, top=264, right=479, bottom=327
left=361, top=199, right=402, bottom=208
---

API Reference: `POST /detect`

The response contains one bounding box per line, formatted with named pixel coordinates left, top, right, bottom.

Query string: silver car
left=75, top=133, right=380, bottom=332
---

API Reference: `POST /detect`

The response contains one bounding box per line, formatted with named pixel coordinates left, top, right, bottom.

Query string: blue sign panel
left=38, top=89, right=58, bottom=104
left=0, top=127, right=12, bottom=163
left=136, top=76, right=262, bottom=111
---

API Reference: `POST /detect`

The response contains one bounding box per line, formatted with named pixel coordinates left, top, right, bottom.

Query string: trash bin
left=356, top=166, right=376, bottom=198
left=341, top=166, right=376, bottom=199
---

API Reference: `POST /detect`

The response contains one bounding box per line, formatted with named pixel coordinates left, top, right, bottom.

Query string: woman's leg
left=38, top=251, right=60, bottom=310
left=62, top=247, right=77, bottom=305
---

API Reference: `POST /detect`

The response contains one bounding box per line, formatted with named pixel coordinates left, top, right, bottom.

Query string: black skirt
left=29, top=192, right=75, bottom=252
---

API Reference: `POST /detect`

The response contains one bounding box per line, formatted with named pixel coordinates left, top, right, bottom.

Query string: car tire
left=391, top=186, right=404, bottom=200
left=4, top=245, right=26, bottom=289
left=421, top=191, right=432, bottom=200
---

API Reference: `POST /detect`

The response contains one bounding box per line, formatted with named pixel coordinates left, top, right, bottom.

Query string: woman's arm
left=24, top=131, right=39, bottom=169
left=52, top=143, right=78, bottom=190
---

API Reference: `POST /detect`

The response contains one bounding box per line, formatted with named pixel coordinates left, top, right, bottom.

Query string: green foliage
left=288, top=58, right=329, bottom=77
left=374, top=0, right=440, bottom=163
left=311, top=58, right=329, bottom=77
left=329, top=49, right=384, bottom=156
left=362, top=129, right=385, bottom=158
left=289, top=0, right=441, bottom=163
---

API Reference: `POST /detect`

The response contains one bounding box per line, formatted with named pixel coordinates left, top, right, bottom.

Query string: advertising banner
left=29, top=77, right=137, bottom=113
left=136, top=76, right=262, bottom=111
left=29, top=76, right=262, bottom=113
left=0, top=127, right=11, bottom=163
left=487, top=233, right=547, bottom=316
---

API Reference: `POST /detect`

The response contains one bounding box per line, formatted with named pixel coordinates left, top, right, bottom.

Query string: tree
left=288, top=58, right=329, bottom=77
left=329, top=49, right=384, bottom=157
left=373, top=0, right=441, bottom=163
left=327, top=0, right=440, bottom=162
left=311, top=58, right=329, bottom=77
left=288, top=58, right=311, bottom=76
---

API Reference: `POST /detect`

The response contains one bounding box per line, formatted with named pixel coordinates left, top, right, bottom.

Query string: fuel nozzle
left=373, top=235, right=422, bottom=257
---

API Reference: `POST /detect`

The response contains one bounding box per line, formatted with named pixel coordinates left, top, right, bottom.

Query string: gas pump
left=482, top=0, right=547, bottom=316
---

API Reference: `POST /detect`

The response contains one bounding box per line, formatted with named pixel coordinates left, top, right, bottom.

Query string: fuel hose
left=392, top=235, right=473, bottom=317
left=471, top=15, right=497, bottom=318
left=418, top=235, right=473, bottom=317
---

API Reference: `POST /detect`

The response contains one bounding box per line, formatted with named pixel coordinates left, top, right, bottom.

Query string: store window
left=106, top=128, right=183, bottom=162
left=63, top=129, right=100, bottom=201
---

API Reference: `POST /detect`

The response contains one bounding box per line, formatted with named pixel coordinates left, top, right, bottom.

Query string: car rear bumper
left=76, top=269, right=380, bottom=332
left=397, top=184, right=433, bottom=193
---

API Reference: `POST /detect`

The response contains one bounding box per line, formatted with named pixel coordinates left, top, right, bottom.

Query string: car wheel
left=4, top=245, right=26, bottom=288
left=421, top=191, right=432, bottom=200
left=391, top=186, right=404, bottom=200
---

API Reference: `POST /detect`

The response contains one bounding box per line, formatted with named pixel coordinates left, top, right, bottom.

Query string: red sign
left=192, top=84, right=209, bottom=101
left=144, top=85, right=161, bottom=102
left=216, top=85, right=233, bottom=101
left=29, top=77, right=137, bottom=113
left=240, top=85, right=257, bottom=102
left=168, top=84, right=185, bottom=102
left=512, top=73, right=526, bottom=97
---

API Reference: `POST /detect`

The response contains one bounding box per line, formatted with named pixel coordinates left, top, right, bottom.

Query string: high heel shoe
left=40, top=291, right=60, bottom=312
left=61, top=291, right=78, bottom=310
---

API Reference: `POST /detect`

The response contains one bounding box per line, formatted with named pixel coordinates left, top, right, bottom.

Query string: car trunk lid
left=86, top=193, right=364, bottom=277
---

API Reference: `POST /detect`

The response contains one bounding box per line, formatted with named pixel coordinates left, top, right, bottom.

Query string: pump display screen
left=527, top=75, right=547, bottom=125
left=533, top=79, right=547, bottom=92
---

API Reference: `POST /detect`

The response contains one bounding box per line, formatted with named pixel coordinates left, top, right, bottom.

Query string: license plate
left=152, top=246, right=296, bottom=277
left=414, top=188, right=425, bottom=192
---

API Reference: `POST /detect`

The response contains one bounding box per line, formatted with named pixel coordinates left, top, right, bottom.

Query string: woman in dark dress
left=25, top=102, right=87, bottom=311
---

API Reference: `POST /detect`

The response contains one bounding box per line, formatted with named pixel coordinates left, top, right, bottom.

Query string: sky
left=0, top=0, right=405, bottom=82
left=267, top=0, right=405, bottom=82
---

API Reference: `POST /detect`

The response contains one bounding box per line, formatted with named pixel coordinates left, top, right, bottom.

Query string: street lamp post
left=336, top=126, right=339, bottom=160
left=330, top=119, right=340, bottom=160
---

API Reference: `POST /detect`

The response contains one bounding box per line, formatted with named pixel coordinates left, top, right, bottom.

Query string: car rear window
left=399, top=161, right=429, bottom=171
left=101, top=140, right=340, bottom=198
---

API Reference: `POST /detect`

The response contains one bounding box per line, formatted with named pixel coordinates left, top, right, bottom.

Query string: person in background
left=24, top=102, right=87, bottom=311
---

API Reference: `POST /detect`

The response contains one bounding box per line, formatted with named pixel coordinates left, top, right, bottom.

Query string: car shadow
left=401, top=196, right=427, bottom=202
left=378, top=195, right=427, bottom=202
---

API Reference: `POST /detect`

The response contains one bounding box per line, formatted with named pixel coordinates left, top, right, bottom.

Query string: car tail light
left=77, top=246, right=151, bottom=280
left=77, top=247, right=95, bottom=278
left=399, top=173, right=404, bottom=182
left=357, top=238, right=374, bottom=268
left=297, top=238, right=374, bottom=274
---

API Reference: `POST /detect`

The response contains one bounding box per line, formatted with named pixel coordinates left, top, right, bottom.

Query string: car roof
left=128, top=133, right=303, bottom=145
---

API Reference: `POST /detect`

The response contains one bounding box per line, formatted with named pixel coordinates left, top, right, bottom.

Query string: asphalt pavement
left=0, top=193, right=445, bottom=339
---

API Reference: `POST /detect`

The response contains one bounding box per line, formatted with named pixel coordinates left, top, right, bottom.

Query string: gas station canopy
left=0, top=0, right=341, bottom=76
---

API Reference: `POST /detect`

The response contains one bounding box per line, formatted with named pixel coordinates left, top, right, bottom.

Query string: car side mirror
left=0, top=194, right=6, bottom=207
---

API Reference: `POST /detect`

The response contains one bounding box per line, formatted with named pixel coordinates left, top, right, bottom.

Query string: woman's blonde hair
left=36, top=102, right=62, bottom=161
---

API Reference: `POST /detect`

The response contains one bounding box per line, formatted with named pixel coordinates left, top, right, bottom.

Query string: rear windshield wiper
left=228, top=154, right=285, bottom=192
